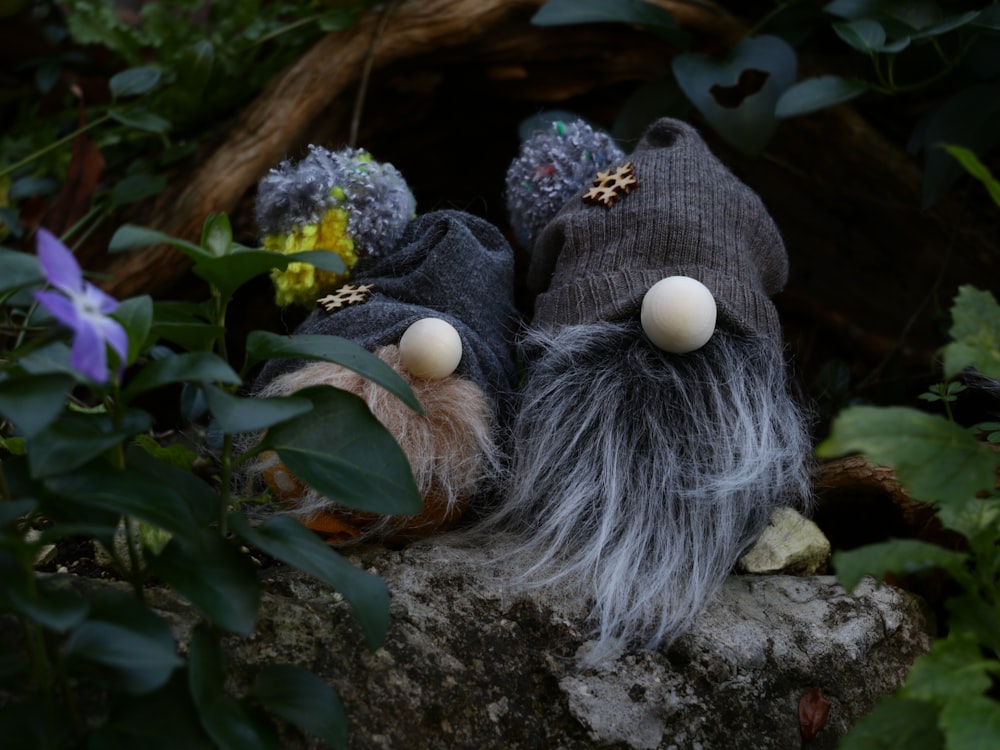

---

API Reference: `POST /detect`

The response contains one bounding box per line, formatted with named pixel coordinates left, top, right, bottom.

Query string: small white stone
left=739, top=506, right=831, bottom=575
left=640, top=276, right=717, bottom=353
left=398, top=317, right=463, bottom=380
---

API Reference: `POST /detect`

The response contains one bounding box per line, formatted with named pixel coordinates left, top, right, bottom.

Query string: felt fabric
left=253, top=209, right=520, bottom=404
left=527, top=118, right=788, bottom=339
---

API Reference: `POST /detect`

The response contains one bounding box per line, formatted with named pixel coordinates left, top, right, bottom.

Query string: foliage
left=0, top=216, right=423, bottom=748
left=815, top=151, right=1000, bottom=748
left=0, top=0, right=377, bottom=240
left=531, top=0, right=1000, bottom=206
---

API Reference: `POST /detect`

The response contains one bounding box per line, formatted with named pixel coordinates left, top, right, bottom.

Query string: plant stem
left=0, top=115, right=110, bottom=180
left=219, top=432, right=234, bottom=535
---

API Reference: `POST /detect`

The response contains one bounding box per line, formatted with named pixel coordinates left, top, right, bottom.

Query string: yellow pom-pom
left=265, top=205, right=358, bottom=307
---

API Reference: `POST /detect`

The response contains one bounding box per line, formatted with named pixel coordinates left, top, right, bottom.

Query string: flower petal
left=97, top=316, right=129, bottom=369
left=70, top=317, right=109, bottom=383
left=33, top=289, right=83, bottom=331
left=36, top=228, right=84, bottom=294
left=80, top=281, right=119, bottom=315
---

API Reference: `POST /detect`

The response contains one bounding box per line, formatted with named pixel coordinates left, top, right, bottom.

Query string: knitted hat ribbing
left=528, top=118, right=788, bottom=339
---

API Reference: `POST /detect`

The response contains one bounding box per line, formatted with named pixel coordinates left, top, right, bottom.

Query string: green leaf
left=27, top=410, right=151, bottom=479
left=833, top=539, right=969, bottom=593
left=202, top=384, right=313, bottom=435
left=108, top=107, right=171, bottom=134
left=230, top=513, right=389, bottom=650
left=935, top=496, right=1000, bottom=543
left=249, top=664, right=347, bottom=750
left=833, top=18, right=886, bottom=52
left=531, top=0, right=687, bottom=45
left=0, top=247, right=44, bottom=293
left=9, top=176, right=59, bottom=201
left=148, top=530, right=260, bottom=635
left=0, top=373, right=74, bottom=437
left=942, top=146, right=1000, bottom=207
left=111, top=172, right=167, bottom=207
left=672, top=35, right=798, bottom=156
left=188, top=626, right=281, bottom=750
left=44, top=462, right=200, bottom=537
left=837, top=696, right=943, bottom=750
left=64, top=620, right=182, bottom=694
left=774, top=75, right=869, bottom=118
left=201, top=213, right=232, bottom=258
left=256, top=385, right=422, bottom=516
left=909, top=11, right=981, bottom=41
left=109, top=66, right=162, bottom=98
left=816, top=405, right=996, bottom=503
left=5, top=582, right=89, bottom=632
left=938, top=696, right=1000, bottom=750
left=901, top=633, right=996, bottom=703
left=0, top=497, right=36, bottom=526
left=125, top=443, right=219, bottom=526
left=122, top=351, right=241, bottom=401
left=114, top=294, right=154, bottom=365
left=109, top=224, right=209, bottom=259
left=150, top=300, right=221, bottom=352
left=942, top=286, right=1000, bottom=382
left=244, top=331, right=421, bottom=413
left=191, top=248, right=346, bottom=301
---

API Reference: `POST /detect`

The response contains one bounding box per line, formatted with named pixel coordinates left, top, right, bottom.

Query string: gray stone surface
left=162, top=537, right=931, bottom=749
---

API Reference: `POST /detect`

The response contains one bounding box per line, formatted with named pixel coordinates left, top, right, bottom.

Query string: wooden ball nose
left=399, top=317, right=463, bottom=379
left=640, top=276, right=717, bottom=353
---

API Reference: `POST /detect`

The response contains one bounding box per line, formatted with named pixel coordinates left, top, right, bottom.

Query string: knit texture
left=524, top=118, right=788, bottom=339
left=254, top=209, right=519, bottom=403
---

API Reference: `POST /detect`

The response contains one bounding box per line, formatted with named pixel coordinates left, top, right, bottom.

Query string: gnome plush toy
left=243, top=145, right=519, bottom=543
left=481, top=117, right=813, bottom=662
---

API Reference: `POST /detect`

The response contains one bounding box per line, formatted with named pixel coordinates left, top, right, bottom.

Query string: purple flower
left=33, top=228, right=128, bottom=384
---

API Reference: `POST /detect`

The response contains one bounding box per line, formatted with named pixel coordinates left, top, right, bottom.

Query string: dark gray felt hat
left=255, top=209, right=519, bottom=400
left=527, top=118, right=788, bottom=339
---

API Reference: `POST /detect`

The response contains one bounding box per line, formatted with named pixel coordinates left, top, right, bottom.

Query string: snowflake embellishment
left=317, top=283, right=376, bottom=312
left=582, top=162, right=639, bottom=208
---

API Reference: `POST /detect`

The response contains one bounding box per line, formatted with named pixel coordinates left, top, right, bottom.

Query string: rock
left=157, top=536, right=928, bottom=749
left=738, top=506, right=832, bottom=575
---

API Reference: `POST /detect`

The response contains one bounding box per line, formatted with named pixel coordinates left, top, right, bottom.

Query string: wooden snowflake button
left=317, top=283, right=376, bottom=312
left=583, top=162, right=639, bottom=208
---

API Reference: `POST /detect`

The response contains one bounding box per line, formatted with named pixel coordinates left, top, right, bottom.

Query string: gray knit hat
left=523, top=118, right=788, bottom=339
left=254, top=209, right=519, bottom=401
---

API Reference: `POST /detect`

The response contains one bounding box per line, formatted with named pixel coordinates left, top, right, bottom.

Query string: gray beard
left=476, top=322, right=814, bottom=664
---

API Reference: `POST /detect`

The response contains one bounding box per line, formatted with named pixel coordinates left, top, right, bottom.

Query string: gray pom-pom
left=505, top=120, right=625, bottom=251
left=255, top=145, right=416, bottom=259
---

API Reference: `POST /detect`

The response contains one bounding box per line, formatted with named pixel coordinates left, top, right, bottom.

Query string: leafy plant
left=0, top=216, right=423, bottom=747
left=815, top=150, right=1000, bottom=748
left=530, top=0, right=1000, bottom=205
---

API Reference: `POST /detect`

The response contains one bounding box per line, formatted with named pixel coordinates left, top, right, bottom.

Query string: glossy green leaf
left=939, top=696, right=1000, bottom=750
left=230, top=513, right=389, bottom=650
left=109, top=224, right=208, bottom=258
left=256, top=385, right=421, bottom=516
left=942, top=286, right=1000, bottom=382
left=111, top=172, right=167, bottom=207
left=5, top=582, right=89, bottom=632
left=816, top=405, right=996, bottom=503
left=250, top=664, right=346, bottom=749
left=901, top=632, right=995, bottom=702
left=0, top=247, right=44, bottom=293
left=244, top=331, right=421, bottom=413
left=672, top=35, right=798, bottom=156
left=150, top=300, right=220, bottom=352
left=833, top=18, right=886, bottom=51
left=775, top=75, right=869, bottom=118
left=43, top=462, right=199, bottom=537
left=108, top=107, right=171, bottom=134
left=188, top=626, right=281, bottom=750
left=943, top=146, right=1000, bottom=206
left=201, top=213, right=232, bottom=258
left=122, top=351, right=241, bottom=401
left=910, top=11, right=981, bottom=40
left=531, top=0, right=686, bottom=45
left=27, top=410, right=151, bottom=479
left=191, top=248, right=346, bottom=300
left=0, top=497, right=37, bottom=526
left=833, top=539, right=969, bottom=593
left=935, top=496, right=1000, bottom=544
left=9, top=176, right=59, bottom=201
left=109, top=65, right=162, bottom=98
left=837, top=696, right=942, bottom=750
left=0, top=373, right=73, bottom=437
left=64, top=620, right=182, bottom=694
left=125, top=443, right=219, bottom=526
left=114, top=294, right=154, bottom=365
left=202, top=384, right=312, bottom=435
left=148, top=530, right=260, bottom=635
